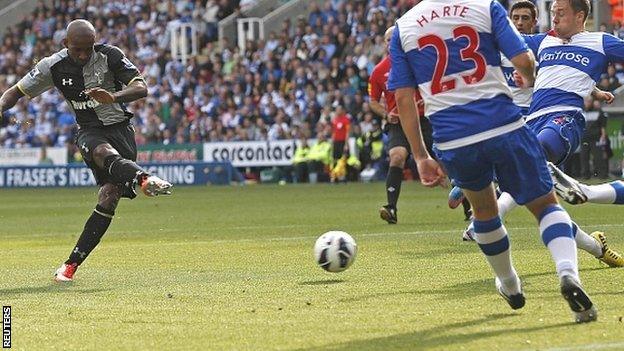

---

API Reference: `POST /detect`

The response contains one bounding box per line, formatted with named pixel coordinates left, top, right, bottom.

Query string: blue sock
left=610, top=181, right=624, bottom=204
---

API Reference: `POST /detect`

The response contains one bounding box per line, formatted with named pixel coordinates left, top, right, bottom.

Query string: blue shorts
left=434, top=125, right=552, bottom=205
left=526, top=110, right=585, bottom=165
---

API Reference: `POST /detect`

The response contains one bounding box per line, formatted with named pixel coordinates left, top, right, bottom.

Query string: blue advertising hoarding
left=0, top=162, right=234, bottom=188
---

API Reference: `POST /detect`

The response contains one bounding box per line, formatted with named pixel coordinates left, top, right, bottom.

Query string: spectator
left=307, top=133, right=332, bottom=183
left=292, top=137, right=310, bottom=183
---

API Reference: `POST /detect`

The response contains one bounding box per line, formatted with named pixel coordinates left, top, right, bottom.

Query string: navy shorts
left=526, top=110, right=585, bottom=165
left=434, top=125, right=552, bottom=205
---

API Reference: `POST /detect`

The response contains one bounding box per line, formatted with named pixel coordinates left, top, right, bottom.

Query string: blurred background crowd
left=0, top=0, right=622, bottom=181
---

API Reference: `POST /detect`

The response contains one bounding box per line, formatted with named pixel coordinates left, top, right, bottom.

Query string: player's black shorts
left=386, top=118, right=434, bottom=156
left=76, top=120, right=138, bottom=196
left=333, top=140, right=345, bottom=160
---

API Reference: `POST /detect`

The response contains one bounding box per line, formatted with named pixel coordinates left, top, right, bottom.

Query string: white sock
left=473, top=216, right=520, bottom=294
left=578, top=181, right=624, bottom=204
left=539, top=206, right=578, bottom=280
left=578, top=183, right=616, bottom=204
left=498, top=192, right=518, bottom=218
left=572, top=222, right=602, bottom=258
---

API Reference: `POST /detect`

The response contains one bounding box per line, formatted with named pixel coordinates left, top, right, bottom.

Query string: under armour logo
left=387, top=187, right=396, bottom=192
left=81, top=143, right=89, bottom=153
left=62, top=78, right=73, bottom=86
left=73, top=247, right=87, bottom=259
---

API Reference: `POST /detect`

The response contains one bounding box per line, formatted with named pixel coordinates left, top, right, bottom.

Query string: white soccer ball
left=314, top=231, right=357, bottom=272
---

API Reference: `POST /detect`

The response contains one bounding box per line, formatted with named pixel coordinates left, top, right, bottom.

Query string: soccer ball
left=314, top=231, right=357, bottom=272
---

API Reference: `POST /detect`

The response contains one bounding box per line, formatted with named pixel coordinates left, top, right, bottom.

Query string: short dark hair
left=567, top=0, right=591, bottom=22
left=511, top=1, right=538, bottom=20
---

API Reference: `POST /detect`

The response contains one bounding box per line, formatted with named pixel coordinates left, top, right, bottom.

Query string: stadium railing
left=218, top=0, right=291, bottom=50
left=260, top=0, right=325, bottom=44
left=0, top=0, right=53, bottom=36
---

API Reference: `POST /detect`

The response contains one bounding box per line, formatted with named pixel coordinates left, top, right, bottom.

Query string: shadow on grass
left=340, top=267, right=609, bottom=303
left=396, top=246, right=477, bottom=260
left=296, top=313, right=573, bottom=351
left=0, top=283, right=110, bottom=296
left=299, top=279, right=345, bottom=286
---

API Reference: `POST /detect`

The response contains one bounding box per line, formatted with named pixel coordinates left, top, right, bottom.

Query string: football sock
left=473, top=216, right=520, bottom=295
left=465, top=193, right=518, bottom=234
left=386, top=166, right=403, bottom=208
left=66, top=205, right=114, bottom=266
left=571, top=222, right=603, bottom=258
left=104, top=154, right=147, bottom=185
left=538, top=205, right=578, bottom=280
left=461, top=198, right=471, bottom=219
left=578, top=181, right=624, bottom=204
left=497, top=192, right=518, bottom=218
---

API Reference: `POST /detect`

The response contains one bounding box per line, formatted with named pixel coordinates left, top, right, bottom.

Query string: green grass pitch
left=1, top=183, right=623, bottom=350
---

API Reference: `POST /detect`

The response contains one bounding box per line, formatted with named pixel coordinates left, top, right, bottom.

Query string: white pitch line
left=517, top=341, right=624, bottom=351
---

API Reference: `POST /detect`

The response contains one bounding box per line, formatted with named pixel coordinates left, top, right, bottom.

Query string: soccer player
left=370, top=26, right=470, bottom=224
left=453, top=0, right=624, bottom=268
left=390, top=0, right=596, bottom=322
left=520, top=0, right=624, bottom=207
left=0, top=20, right=173, bottom=282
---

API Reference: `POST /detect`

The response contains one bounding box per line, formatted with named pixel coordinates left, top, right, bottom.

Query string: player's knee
left=98, top=183, right=122, bottom=211
left=389, top=148, right=408, bottom=167
left=92, top=144, right=119, bottom=168
left=537, top=129, right=566, bottom=164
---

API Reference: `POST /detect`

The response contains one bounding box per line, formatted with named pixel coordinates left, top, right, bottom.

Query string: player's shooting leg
left=65, top=183, right=120, bottom=266
left=93, top=143, right=147, bottom=185
left=536, top=128, right=567, bottom=165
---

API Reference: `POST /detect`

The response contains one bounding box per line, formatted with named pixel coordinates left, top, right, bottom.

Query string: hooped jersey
left=17, top=44, right=144, bottom=128
left=388, top=0, right=528, bottom=150
left=524, top=31, right=624, bottom=121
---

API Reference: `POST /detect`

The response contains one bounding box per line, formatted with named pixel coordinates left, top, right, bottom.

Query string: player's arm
left=368, top=75, right=388, bottom=120
left=1, top=58, right=54, bottom=123
left=592, top=87, right=614, bottom=104
left=511, top=50, right=536, bottom=88
left=86, top=46, right=147, bottom=104
left=388, top=27, right=445, bottom=187
left=0, top=86, right=25, bottom=121
left=369, top=99, right=387, bottom=119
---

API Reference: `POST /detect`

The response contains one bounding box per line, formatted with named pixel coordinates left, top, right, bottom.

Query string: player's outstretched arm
left=85, top=80, right=147, bottom=104
left=0, top=85, right=25, bottom=122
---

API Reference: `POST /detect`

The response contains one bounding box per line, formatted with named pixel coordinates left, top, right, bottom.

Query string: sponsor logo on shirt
left=70, top=99, right=101, bottom=110
left=540, top=50, right=590, bottom=67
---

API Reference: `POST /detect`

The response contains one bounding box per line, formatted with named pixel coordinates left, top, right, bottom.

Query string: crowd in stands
left=0, top=0, right=622, bottom=180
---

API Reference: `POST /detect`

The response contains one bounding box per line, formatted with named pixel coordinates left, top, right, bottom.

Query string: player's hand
left=513, top=71, right=531, bottom=89
left=85, top=88, right=115, bottom=104
left=387, top=113, right=400, bottom=124
left=594, top=90, right=615, bottom=104
left=415, top=158, right=447, bottom=188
